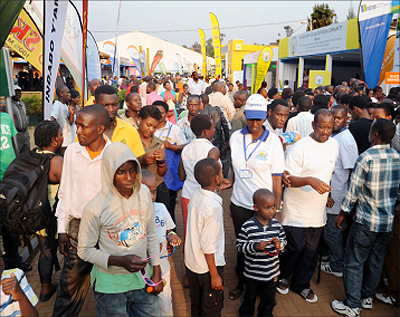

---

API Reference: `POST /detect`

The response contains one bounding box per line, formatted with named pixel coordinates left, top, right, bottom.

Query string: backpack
left=0, top=148, right=54, bottom=234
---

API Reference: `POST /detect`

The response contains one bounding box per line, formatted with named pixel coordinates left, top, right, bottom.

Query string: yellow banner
left=253, top=47, right=273, bottom=94
left=198, top=28, right=207, bottom=76
left=6, top=8, right=42, bottom=71
left=378, top=35, right=396, bottom=86
left=309, top=70, right=331, bottom=89
left=209, top=12, right=222, bottom=77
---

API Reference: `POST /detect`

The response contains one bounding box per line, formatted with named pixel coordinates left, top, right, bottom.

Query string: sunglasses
left=160, top=235, right=175, bottom=259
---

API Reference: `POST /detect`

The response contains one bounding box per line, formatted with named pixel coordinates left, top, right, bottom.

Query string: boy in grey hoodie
left=77, top=142, right=162, bottom=317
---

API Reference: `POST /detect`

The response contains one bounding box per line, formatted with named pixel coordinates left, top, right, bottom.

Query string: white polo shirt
left=230, top=126, right=285, bottom=210
left=155, top=121, right=187, bottom=146
left=282, top=135, right=339, bottom=227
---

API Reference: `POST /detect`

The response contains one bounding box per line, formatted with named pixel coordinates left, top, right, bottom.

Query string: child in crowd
left=179, top=114, right=220, bottom=287
left=141, top=170, right=182, bottom=316
left=185, top=158, right=225, bottom=317
left=0, top=250, right=38, bottom=317
left=237, top=189, right=286, bottom=317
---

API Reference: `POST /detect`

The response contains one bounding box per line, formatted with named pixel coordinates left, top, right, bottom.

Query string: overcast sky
left=84, top=1, right=357, bottom=46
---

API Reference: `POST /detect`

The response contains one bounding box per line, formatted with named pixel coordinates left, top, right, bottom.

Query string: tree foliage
left=183, top=33, right=226, bottom=58
left=346, top=5, right=356, bottom=20
left=284, top=25, right=294, bottom=37
left=307, top=3, right=338, bottom=31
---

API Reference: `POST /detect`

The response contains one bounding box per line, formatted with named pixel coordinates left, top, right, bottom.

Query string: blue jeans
left=343, top=222, right=393, bottom=308
left=324, top=214, right=344, bottom=272
left=94, top=288, right=161, bottom=317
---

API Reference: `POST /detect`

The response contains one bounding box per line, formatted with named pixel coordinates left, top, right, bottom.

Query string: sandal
left=300, top=288, right=318, bottom=303
left=16, top=261, right=33, bottom=272
left=276, top=279, right=289, bottom=295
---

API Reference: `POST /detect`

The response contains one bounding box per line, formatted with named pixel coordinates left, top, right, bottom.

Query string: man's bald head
left=88, top=78, right=101, bottom=95
left=79, top=104, right=110, bottom=127
left=234, top=90, right=249, bottom=108
left=214, top=81, right=225, bottom=92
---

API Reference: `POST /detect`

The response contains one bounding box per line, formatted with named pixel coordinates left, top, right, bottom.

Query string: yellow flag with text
left=378, top=35, right=396, bottom=86
left=6, top=8, right=42, bottom=71
left=198, top=28, right=207, bottom=76
left=209, top=12, right=222, bottom=77
left=253, top=47, right=273, bottom=94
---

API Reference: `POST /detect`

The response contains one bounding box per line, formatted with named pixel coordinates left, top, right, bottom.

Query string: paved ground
left=27, top=188, right=399, bottom=316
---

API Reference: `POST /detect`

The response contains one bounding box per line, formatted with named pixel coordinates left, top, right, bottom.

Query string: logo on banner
left=315, top=75, right=325, bottom=85
left=385, top=72, right=400, bottom=84
left=290, top=37, right=297, bottom=56
left=263, top=50, right=271, bottom=63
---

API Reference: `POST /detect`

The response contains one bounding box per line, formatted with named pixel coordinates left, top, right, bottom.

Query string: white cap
left=244, top=94, right=268, bottom=120
left=14, top=85, right=22, bottom=91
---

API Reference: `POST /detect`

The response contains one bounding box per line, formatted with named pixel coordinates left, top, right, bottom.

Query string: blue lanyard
left=243, top=134, right=262, bottom=166
left=331, top=126, right=347, bottom=137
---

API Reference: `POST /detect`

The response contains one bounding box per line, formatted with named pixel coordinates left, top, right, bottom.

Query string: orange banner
left=6, top=8, right=42, bottom=71
left=378, top=35, right=395, bottom=86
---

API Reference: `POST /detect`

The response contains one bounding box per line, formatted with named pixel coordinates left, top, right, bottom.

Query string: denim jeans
left=94, top=288, right=161, bottom=317
left=324, top=214, right=344, bottom=272
left=343, top=222, right=393, bottom=308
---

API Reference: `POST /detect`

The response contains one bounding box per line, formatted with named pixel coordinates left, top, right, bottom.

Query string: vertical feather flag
left=150, top=50, right=163, bottom=75
left=209, top=12, right=222, bottom=77
left=82, top=0, right=88, bottom=106
left=198, top=28, right=207, bottom=76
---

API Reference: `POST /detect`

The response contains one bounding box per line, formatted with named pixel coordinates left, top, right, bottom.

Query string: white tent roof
left=97, top=31, right=215, bottom=73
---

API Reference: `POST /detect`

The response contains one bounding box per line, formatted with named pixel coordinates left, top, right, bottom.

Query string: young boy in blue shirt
left=237, top=188, right=286, bottom=317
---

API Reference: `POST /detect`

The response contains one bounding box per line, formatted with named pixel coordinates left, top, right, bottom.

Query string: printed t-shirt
left=230, top=126, right=285, bottom=210
left=0, top=113, right=18, bottom=180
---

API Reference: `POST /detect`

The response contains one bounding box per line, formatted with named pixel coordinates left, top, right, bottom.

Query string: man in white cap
left=10, top=85, right=30, bottom=154
left=221, top=94, right=285, bottom=300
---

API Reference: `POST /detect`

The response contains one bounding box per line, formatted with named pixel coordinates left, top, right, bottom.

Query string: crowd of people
left=1, top=71, right=400, bottom=317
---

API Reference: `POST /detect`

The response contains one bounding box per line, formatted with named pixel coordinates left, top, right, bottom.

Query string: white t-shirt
left=282, top=135, right=339, bottom=227
left=154, top=202, right=175, bottom=274
left=51, top=100, right=75, bottom=146
left=181, top=138, right=219, bottom=199
left=286, top=111, right=314, bottom=138
left=184, top=188, right=226, bottom=274
left=155, top=121, right=187, bottom=146
left=0, top=269, right=38, bottom=317
left=263, top=119, right=282, bottom=135
left=230, top=127, right=285, bottom=210
left=325, top=129, right=358, bottom=215
left=187, top=78, right=205, bottom=95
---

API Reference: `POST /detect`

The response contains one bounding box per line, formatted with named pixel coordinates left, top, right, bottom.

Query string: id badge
left=239, top=169, right=253, bottom=179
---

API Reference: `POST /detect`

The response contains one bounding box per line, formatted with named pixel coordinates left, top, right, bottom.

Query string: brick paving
left=27, top=188, right=399, bottom=316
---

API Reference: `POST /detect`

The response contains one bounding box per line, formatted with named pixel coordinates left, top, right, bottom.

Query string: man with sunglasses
left=77, top=142, right=162, bottom=317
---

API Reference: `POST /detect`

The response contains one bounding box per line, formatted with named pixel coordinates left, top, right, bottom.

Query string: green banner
left=0, top=0, right=25, bottom=48
left=0, top=48, right=13, bottom=97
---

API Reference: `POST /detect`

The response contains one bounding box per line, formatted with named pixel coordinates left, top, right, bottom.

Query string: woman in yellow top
left=34, top=120, right=64, bottom=302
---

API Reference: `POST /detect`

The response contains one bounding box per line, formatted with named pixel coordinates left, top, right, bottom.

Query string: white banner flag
left=43, top=0, right=68, bottom=120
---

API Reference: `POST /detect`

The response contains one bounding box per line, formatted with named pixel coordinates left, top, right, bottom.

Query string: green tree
left=206, top=38, right=214, bottom=57
left=307, top=3, right=338, bottom=31
left=346, top=5, right=356, bottom=20
left=191, top=41, right=201, bottom=53
left=284, top=25, right=294, bottom=37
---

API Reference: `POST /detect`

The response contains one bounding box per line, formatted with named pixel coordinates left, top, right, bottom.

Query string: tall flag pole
left=112, top=0, right=122, bottom=78
left=358, top=0, right=393, bottom=88
left=198, top=28, right=207, bottom=76
left=209, top=12, right=222, bottom=77
left=82, top=0, right=88, bottom=107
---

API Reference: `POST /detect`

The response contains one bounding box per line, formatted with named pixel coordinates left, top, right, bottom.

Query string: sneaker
left=332, top=300, right=361, bottom=317
left=375, top=293, right=398, bottom=306
left=362, top=297, right=373, bottom=309
left=321, top=262, right=343, bottom=278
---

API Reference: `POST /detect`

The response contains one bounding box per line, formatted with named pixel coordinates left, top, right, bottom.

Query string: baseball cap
left=244, top=94, right=268, bottom=120
left=14, top=85, right=22, bottom=91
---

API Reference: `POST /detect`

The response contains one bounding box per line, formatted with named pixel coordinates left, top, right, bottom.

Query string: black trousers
left=156, top=181, right=170, bottom=214
left=230, top=202, right=255, bottom=291
left=279, top=226, right=323, bottom=293
left=187, top=267, right=224, bottom=317
left=239, top=278, right=277, bottom=317
left=52, top=219, right=92, bottom=317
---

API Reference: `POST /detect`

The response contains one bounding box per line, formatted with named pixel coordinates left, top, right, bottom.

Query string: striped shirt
left=341, top=144, right=400, bottom=232
left=237, top=216, right=286, bottom=282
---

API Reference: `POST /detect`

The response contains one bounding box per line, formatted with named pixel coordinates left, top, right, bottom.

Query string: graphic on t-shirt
left=255, top=150, right=268, bottom=162
left=107, top=209, right=146, bottom=247
left=119, top=222, right=144, bottom=247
